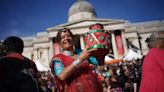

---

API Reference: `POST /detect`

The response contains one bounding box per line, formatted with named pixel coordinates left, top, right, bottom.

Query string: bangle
left=72, top=58, right=81, bottom=67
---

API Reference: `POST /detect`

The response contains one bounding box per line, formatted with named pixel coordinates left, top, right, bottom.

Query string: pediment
left=47, top=19, right=125, bottom=31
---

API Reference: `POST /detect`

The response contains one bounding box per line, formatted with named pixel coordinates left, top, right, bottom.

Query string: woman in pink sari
left=50, top=28, right=103, bottom=92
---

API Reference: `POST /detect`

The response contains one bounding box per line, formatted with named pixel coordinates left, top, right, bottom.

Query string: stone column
left=49, top=38, right=54, bottom=60
left=111, top=32, right=118, bottom=58
left=34, top=48, right=39, bottom=62
left=80, top=34, right=85, bottom=50
left=46, top=47, right=50, bottom=63
left=44, top=47, right=50, bottom=66
left=133, top=32, right=140, bottom=50
left=121, top=30, right=128, bottom=54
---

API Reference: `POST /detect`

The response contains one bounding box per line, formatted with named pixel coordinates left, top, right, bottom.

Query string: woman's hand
left=79, top=48, right=98, bottom=62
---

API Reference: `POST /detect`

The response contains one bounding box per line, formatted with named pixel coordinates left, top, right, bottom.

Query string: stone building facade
left=22, top=0, right=164, bottom=69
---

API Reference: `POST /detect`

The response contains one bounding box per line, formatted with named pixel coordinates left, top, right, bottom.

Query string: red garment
left=140, top=48, right=164, bottom=92
left=50, top=54, right=103, bottom=92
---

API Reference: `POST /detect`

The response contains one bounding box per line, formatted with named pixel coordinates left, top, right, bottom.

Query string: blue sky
left=1, top=0, right=164, bottom=40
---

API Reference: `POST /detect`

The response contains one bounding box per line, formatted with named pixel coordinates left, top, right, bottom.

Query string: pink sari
left=50, top=54, right=103, bottom=92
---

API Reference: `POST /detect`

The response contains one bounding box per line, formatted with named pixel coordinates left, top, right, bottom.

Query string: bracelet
left=72, top=58, right=81, bottom=67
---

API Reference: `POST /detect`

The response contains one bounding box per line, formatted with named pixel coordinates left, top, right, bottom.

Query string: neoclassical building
left=22, top=0, right=164, bottom=69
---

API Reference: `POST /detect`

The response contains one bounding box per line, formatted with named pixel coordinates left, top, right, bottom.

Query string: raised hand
left=79, top=48, right=98, bottom=62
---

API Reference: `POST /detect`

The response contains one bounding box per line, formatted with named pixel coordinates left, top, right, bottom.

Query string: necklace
left=63, top=50, right=74, bottom=56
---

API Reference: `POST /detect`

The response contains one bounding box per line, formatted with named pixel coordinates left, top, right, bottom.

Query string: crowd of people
left=94, top=59, right=142, bottom=92
left=37, top=59, right=142, bottom=92
left=0, top=23, right=164, bottom=92
left=37, top=71, right=55, bottom=92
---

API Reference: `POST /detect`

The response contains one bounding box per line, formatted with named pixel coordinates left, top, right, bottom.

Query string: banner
left=115, top=35, right=124, bottom=56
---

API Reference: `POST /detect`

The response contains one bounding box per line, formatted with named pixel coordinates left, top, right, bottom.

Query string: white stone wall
left=23, top=47, right=34, bottom=60
left=68, top=12, right=96, bottom=22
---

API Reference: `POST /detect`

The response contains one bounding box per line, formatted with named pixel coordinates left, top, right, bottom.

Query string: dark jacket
left=0, top=54, right=39, bottom=92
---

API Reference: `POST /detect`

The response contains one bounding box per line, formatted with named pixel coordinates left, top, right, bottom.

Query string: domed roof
left=68, top=0, right=96, bottom=17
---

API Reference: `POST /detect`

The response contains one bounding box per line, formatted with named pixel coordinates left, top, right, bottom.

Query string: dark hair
left=56, top=28, right=73, bottom=43
left=3, top=36, right=24, bottom=53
